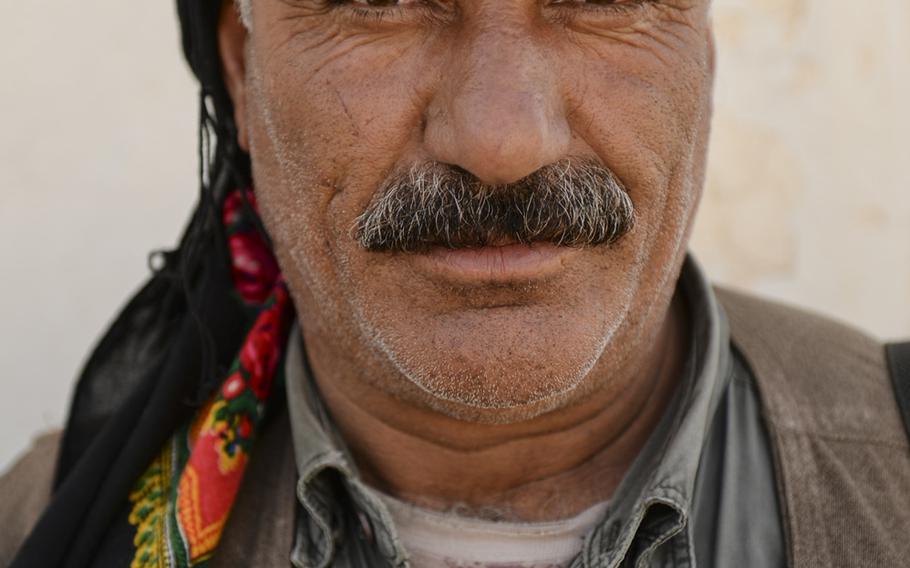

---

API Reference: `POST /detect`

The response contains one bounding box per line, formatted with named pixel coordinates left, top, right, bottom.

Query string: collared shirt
left=284, top=257, right=785, bottom=568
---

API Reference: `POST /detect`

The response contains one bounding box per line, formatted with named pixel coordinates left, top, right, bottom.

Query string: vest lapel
left=718, top=287, right=910, bottom=567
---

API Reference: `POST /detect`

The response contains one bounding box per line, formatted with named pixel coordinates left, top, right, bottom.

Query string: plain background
left=2, top=0, right=909, bottom=472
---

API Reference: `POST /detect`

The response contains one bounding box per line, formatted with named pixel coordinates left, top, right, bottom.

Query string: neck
left=304, top=294, right=688, bottom=522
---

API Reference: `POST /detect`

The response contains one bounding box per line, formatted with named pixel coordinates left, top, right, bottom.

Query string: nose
left=424, top=27, right=571, bottom=186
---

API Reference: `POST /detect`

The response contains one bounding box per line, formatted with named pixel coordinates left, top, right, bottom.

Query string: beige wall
left=1, top=1, right=908, bottom=471
left=693, top=0, right=910, bottom=341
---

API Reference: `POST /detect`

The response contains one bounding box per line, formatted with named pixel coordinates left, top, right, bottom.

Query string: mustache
left=353, top=159, right=635, bottom=253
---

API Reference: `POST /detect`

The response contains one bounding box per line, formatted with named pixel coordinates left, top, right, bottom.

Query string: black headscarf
left=11, top=2, right=248, bottom=566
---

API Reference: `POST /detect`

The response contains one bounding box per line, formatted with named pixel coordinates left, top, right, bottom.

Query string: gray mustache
left=354, top=159, right=635, bottom=253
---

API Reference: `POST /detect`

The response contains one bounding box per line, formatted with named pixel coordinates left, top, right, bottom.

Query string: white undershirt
left=373, top=490, right=609, bottom=568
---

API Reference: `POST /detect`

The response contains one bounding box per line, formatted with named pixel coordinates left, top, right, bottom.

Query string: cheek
left=242, top=37, right=441, bottom=329
left=247, top=33, right=440, bottom=239
left=565, top=44, right=709, bottom=237
left=556, top=41, right=710, bottom=311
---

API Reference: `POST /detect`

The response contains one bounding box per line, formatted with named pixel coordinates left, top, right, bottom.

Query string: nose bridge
left=424, top=18, right=570, bottom=185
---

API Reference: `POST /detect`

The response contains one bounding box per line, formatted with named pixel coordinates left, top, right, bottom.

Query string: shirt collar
left=284, top=254, right=731, bottom=568
left=284, top=334, right=409, bottom=567
left=578, top=255, right=732, bottom=567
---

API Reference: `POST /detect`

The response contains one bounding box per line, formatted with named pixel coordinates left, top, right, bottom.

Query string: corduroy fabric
left=717, top=288, right=910, bottom=567
left=0, top=432, right=60, bottom=567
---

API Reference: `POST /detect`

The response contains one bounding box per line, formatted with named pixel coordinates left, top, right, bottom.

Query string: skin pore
left=218, top=0, right=714, bottom=521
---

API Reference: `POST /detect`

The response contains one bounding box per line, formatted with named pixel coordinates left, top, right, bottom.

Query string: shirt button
left=357, top=511, right=375, bottom=544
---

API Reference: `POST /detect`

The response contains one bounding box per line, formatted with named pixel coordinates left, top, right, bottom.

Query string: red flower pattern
left=223, top=190, right=280, bottom=305
left=143, top=188, right=294, bottom=567
left=221, top=372, right=245, bottom=400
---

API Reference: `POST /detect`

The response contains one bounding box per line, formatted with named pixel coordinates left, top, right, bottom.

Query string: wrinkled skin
left=219, top=0, right=714, bottom=519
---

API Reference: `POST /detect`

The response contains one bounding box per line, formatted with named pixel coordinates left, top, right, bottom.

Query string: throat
left=302, top=292, right=688, bottom=523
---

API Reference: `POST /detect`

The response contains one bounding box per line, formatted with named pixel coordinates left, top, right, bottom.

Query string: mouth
left=416, top=241, right=579, bottom=284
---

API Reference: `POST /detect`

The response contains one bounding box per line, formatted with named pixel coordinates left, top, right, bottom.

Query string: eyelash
left=327, top=1, right=435, bottom=24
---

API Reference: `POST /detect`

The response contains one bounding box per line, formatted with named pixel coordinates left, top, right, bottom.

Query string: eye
left=328, top=0, right=430, bottom=13
left=551, top=0, right=632, bottom=4
left=344, top=0, right=422, bottom=5
left=547, top=0, right=649, bottom=19
left=549, top=0, right=643, bottom=7
left=327, top=0, right=453, bottom=23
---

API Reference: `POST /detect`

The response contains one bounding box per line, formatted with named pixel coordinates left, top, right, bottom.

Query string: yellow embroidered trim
left=128, top=442, right=174, bottom=568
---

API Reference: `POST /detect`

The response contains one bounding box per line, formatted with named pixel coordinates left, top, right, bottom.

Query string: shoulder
left=0, top=430, right=61, bottom=565
left=714, top=284, right=881, bottom=358
left=714, top=286, right=902, bottom=442
left=714, top=286, right=910, bottom=565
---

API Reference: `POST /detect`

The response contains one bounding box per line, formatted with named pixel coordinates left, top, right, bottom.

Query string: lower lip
left=418, top=243, right=576, bottom=282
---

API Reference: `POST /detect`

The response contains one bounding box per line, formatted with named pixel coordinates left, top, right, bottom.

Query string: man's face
left=222, top=0, right=714, bottom=421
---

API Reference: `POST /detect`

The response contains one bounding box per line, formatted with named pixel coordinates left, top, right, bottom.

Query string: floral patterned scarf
left=9, top=5, right=294, bottom=567
left=127, top=189, right=293, bottom=568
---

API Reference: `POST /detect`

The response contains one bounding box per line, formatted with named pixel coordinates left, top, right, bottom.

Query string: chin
left=359, top=304, right=622, bottom=422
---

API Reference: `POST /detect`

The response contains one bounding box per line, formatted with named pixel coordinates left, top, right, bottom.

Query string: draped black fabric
left=10, top=2, right=245, bottom=566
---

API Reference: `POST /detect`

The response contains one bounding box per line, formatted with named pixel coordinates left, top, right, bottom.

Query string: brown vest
left=717, top=288, right=910, bottom=566
left=2, top=289, right=909, bottom=566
